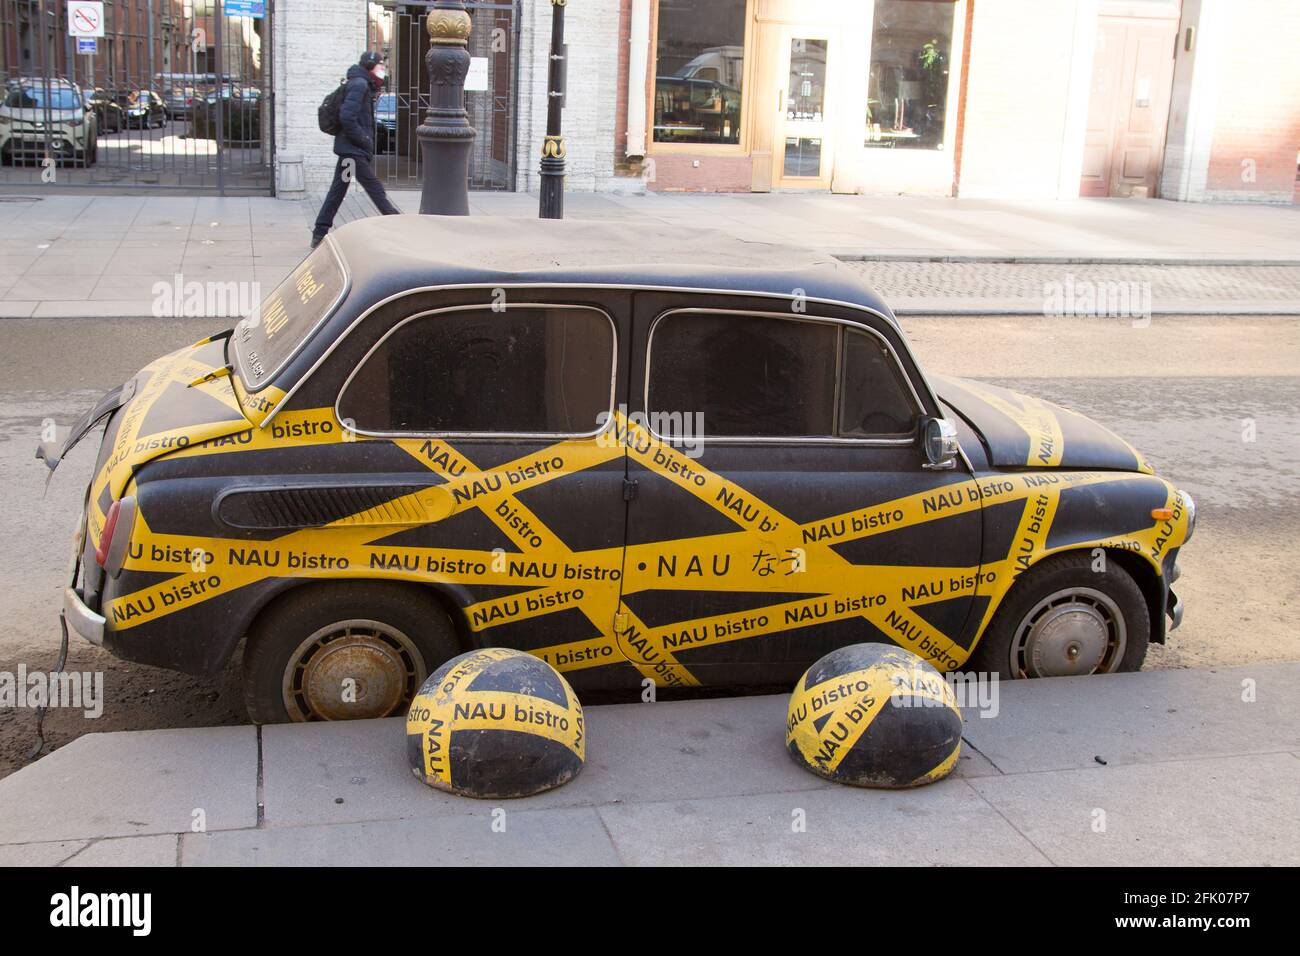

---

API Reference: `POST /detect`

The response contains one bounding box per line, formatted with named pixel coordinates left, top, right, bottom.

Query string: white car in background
left=0, top=77, right=98, bottom=166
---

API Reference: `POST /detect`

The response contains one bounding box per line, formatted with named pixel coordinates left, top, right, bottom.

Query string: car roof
left=327, top=214, right=895, bottom=320
left=11, top=77, right=78, bottom=89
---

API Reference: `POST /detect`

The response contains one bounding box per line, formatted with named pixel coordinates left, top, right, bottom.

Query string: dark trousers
left=313, top=154, right=400, bottom=238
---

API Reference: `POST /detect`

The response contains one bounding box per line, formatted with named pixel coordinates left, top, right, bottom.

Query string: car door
left=331, top=289, right=638, bottom=691
left=617, top=292, right=984, bottom=688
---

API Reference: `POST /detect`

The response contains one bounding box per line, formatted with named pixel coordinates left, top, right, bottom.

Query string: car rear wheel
left=241, top=582, right=459, bottom=724
left=966, top=552, right=1149, bottom=679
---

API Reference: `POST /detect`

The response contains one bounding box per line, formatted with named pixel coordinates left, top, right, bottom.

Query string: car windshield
left=377, top=94, right=396, bottom=112
left=234, top=242, right=348, bottom=391
left=6, top=86, right=80, bottom=110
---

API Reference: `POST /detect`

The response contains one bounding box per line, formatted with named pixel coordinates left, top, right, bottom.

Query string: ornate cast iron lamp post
left=538, top=0, right=568, bottom=219
left=418, top=1, right=476, bottom=215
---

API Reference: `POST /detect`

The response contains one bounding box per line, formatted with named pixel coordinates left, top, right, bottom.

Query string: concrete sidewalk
left=1, top=192, right=1299, bottom=319
left=0, top=662, right=1296, bottom=866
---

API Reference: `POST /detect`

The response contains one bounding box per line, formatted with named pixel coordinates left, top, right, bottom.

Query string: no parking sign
left=67, top=1, right=105, bottom=38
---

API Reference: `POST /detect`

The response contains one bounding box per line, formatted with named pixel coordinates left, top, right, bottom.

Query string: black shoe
left=310, top=233, right=324, bottom=249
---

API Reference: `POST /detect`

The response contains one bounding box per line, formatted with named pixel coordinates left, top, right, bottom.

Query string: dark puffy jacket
left=333, top=64, right=379, bottom=159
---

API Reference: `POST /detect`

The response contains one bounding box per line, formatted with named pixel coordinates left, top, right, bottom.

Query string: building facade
left=502, top=0, right=1298, bottom=203
left=4, top=0, right=1293, bottom=202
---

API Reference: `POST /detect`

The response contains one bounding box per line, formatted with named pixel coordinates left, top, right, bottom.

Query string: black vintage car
left=45, top=217, right=1194, bottom=724
left=116, top=89, right=167, bottom=129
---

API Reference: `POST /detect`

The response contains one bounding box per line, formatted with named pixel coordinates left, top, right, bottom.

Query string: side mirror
left=921, top=417, right=959, bottom=470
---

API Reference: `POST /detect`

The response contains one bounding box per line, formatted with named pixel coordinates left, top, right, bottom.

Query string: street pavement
left=2, top=192, right=1300, bottom=319
left=0, top=663, right=1295, bottom=866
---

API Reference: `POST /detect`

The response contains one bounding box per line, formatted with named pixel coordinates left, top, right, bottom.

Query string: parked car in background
left=83, top=87, right=124, bottom=134
left=162, top=84, right=193, bottom=120
left=117, top=89, right=167, bottom=129
left=0, top=77, right=97, bottom=165
left=191, top=86, right=262, bottom=145
left=375, top=92, right=398, bottom=153
left=43, top=217, right=1195, bottom=724
left=156, top=71, right=224, bottom=120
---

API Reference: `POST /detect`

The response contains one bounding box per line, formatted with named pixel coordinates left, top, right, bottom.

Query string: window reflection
left=654, top=0, right=746, bottom=145
left=866, top=0, right=956, bottom=150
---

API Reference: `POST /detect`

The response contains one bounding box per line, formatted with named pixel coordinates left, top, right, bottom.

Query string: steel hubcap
left=283, top=620, right=424, bottom=721
left=1012, top=587, right=1125, bottom=678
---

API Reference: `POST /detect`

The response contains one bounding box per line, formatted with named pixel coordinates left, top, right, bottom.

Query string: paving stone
left=182, top=807, right=620, bottom=866
left=0, top=840, right=85, bottom=865
left=969, top=752, right=1300, bottom=866
left=843, top=260, right=1300, bottom=308
left=959, top=663, right=1300, bottom=774
left=0, top=726, right=257, bottom=843
left=260, top=695, right=836, bottom=827
left=597, top=780, right=1049, bottom=866
left=62, top=834, right=178, bottom=867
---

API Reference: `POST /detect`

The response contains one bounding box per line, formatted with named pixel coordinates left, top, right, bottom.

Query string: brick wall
left=647, top=154, right=752, bottom=192
left=1202, top=0, right=1300, bottom=202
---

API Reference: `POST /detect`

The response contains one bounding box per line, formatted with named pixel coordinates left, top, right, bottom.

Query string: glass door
left=773, top=31, right=833, bottom=188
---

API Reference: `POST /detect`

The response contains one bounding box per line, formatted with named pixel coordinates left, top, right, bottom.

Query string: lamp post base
left=418, top=131, right=474, bottom=216
left=539, top=153, right=566, bottom=220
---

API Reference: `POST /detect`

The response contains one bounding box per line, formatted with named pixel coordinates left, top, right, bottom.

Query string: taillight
left=95, top=496, right=137, bottom=577
left=95, top=500, right=120, bottom=567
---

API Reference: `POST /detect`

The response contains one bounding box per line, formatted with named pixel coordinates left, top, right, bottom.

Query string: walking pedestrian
left=311, top=51, right=399, bottom=248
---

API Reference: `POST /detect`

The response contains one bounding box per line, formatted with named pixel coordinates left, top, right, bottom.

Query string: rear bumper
left=63, top=586, right=105, bottom=646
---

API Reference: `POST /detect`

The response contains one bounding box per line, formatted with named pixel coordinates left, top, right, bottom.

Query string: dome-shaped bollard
left=786, top=643, right=962, bottom=789
left=406, top=647, right=585, bottom=798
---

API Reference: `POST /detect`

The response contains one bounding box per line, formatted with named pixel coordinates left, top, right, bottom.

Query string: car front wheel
left=241, top=582, right=459, bottom=724
left=966, top=552, right=1149, bottom=679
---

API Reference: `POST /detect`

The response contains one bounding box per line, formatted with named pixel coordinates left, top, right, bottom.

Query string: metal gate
left=0, top=0, right=272, bottom=193
left=367, top=0, right=517, bottom=191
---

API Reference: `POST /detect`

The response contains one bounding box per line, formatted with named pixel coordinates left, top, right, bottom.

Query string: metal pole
left=147, top=0, right=156, bottom=91
left=214, top=0, right=224, bottom=195
left=417, top=0, right=475, bottom=216
left=537, top=0, right=566, bottom=219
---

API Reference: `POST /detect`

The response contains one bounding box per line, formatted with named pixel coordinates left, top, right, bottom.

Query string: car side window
left=647, top=311, right=917, bottom=439
left=649, top=312, right=837, bottom=437
left=338, top=305, right=615, bottom=435
left=838, top=328, right=919, bottom=438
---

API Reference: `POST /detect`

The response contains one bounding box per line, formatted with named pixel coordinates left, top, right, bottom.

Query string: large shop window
left=653, top=0, right=747, bottom=145
left=866, top=0, right=957, bottom=151
left=647, top=313, right=918, bottom=439
left=339, top=307, right=615, bottom=435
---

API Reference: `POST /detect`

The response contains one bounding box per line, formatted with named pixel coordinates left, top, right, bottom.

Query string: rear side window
left=647, top=311, right=918, bottom=439
left=649, top=313, right=838, bottom=436
left=338, top=305, right=615, bottom=435
left=234, top=241, right=347, bottom=391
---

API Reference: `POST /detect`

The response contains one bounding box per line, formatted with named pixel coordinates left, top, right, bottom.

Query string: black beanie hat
left=359, top=51, right=382, bottom=70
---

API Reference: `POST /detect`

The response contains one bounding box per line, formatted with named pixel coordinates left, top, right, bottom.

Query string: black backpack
left=317, top=79, right=347, bottom=135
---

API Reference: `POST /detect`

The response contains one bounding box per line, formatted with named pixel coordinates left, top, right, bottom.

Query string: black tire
left=242, top=581, right=460, bottom=724
left=966, top=552, right=1149, bottom=680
